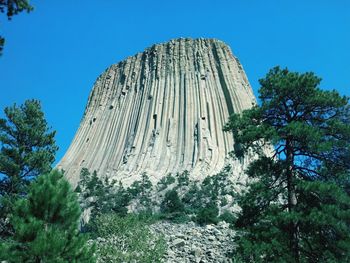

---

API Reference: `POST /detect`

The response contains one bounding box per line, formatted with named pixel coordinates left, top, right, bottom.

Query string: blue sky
left=0, top=0, right=349, bottom=164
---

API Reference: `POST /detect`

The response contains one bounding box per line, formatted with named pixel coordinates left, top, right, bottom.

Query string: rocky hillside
left=93, top=220, right=236, bottom=263
left=150, top=221, right=235, bottom=263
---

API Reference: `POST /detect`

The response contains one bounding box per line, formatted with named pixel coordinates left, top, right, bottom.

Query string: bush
left=93, top=214, right=166, bottom=262
left=157, top=174, right=176, bottom=191
left=201, top=167, right=234, bottom=201
left=76, top=169, right=131, bottom=221
left=160, top=189, right=188, bottom=222
left=0, top=170, right=95, bottom=262
left=176, top=170, right=190, bottom=188
left=128, top=173, right=153, bottom=209
left=196, top=201, right=219, bottom=225
left=182, top=183, right=203, bottom=212
left=219, top=210, right=236, bottom=225
left=160, top=189, right=184, bottom=214
left=160, top=212, right=190, bottom=224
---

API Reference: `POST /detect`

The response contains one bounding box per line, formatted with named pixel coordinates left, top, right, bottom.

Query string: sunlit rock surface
left=57, top=38, right=256, bottom=185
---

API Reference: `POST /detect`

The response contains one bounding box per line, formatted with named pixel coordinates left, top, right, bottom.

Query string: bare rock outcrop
left=57, top=38, right=256, bottom=185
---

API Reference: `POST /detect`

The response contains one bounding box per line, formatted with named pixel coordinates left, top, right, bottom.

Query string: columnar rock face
left=57, top=38, right=256, bottom=185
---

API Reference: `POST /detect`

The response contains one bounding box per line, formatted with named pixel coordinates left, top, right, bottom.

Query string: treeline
left=76, top=166, right=236, bottom=227
left=74, top=167, right=237, bottom=261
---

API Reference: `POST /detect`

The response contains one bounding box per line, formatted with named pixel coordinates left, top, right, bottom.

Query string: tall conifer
left=0, top=170, right=95, bottom=262
left=225, top=67, right=350, bottom=262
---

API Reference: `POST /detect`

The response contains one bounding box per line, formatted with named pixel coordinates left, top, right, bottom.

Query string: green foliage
left=0, top=170, right=95, bottom=262
left=196, top=201, right=219, bottom=225
left=77, top=167, right=236, bottom=226
left=111, top=181, right=131, bottom=215
left=137, top=167, right=237, bottom=225
left=180, top=167, right=235, bottom=216
left=219, top=210, right=236, bottom=225
left=175, top=170, right=190, bottom=188
left=225, top=67, right=350, bottom=262
left=181, top=183, right=203, bottom=212
left=160, top=189, right=184, bottom=214
left=224, top=67, right=350, bottom=179
left=0, top=0, right=33, bottom=19
left=128, top=173, right=153, bottom=209
left=0, top=37, right=4, bottom=55
left=93, top=213, right=166, bottom=263
left=0, top=0, right=33, bottom=55
left=77, top=168, right=131, bottom=221
left=201, top=166, right=234, bottom=201
left=157, top=173, right=176, bottom=191
left=235, top=175, right=350, bottom=262
left=0, top=99, right=57, bottom=237
left=0, top=99, right=58, bottom=196
left=296, top=181, right=350, bottom=262
left=78, top=168, right=104, bottom=200
left=235, top=157, right=285, bottom=229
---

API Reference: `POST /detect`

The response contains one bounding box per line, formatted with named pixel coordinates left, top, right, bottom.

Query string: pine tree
left=0, top=99, right=58, bottom=196
left=160, top=189, right=185, bottom=214
left=76, top=168, right=131, bottom=231
left=0, top=170, right=95, bottom=262
left=225, top=67, right=350, bottom=262
left=0, top=99, right=58, bottom=237
left=128, top=173, right=153, bottom=209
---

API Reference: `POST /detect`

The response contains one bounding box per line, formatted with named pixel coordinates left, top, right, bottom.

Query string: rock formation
left=57, top=38, right=256, bottom=185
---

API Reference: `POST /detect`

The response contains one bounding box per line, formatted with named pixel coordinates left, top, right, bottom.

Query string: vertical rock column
left=57, top=38, right=256, bottom=185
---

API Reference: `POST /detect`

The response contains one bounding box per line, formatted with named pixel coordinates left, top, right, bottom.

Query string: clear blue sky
left=0, top=0, right=349, bottom=164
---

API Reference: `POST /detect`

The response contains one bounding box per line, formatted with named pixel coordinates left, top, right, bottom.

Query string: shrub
left=128, top=173, right=153, bottom=209
left=93, top=214, right=166, bottom=262
left=76, top=169, right=131, bottom=221
left=176, top=170, right=190, bottom=188
left=182, top=183, right=203, bottom=212
left=157, top=174, right=176, bottom=191
left=196, top=201, right=219, bottom=225
left=219, top=210, right=236, bottom=225
left=160, top=189, right=184, bottom=214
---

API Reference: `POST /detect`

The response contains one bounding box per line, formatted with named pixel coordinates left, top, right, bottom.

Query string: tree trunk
left=286, top=141, right=299, bottom=262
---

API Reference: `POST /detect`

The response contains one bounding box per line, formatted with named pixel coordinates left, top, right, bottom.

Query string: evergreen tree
left=196, top=201, right=219, bottom=225
left=0, top=99, right=58, bottom=196
left=128, top=173, right=153, bottom=209
left=160, top=189, right=185, bottom=214
left=225, top=67, right=350, bottom=262
left=76, top=168, right=130, bottom=223
left=0, top=99, right=57, bottom=237
left=0, top=170, right=95, bottom=262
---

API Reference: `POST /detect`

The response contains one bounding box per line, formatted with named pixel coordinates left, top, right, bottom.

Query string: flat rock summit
left=58, top=38, right=256, bottom=185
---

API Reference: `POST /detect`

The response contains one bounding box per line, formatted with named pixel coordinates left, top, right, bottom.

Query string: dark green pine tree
left=0, top=99, right=58, bottom=237
left=160, top=189, right=185, bottom=214
left=76, top=168, right=131, bottom=221
left=224, top=67, right=350, bottom=262
left=0, top=99, right=58, bottom=196
left=0, top=170, right=95, bottom=262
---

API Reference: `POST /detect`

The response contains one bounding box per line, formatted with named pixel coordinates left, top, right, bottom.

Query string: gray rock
left=208, top=235, right=216, bottom=241
left=57, top=38, right=257, bottom=188
left=191, top=246, right=203, bottom=257
left=150, top=221, right=235, bottom=262
left=173, top=238, right=185, bottom=247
